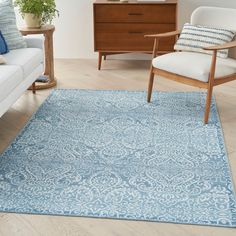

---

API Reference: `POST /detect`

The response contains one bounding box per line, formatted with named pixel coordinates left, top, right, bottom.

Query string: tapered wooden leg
left=98, top=52, right=102, bottom=70
left=32, top=82, right=36, bottom=94
left=147, top=68, right=155, bottom=103
left=204, top=85, right=213, bottom=124
left=204, top=50, right=217, bottom=124
left=104, top=55, right=107, bottom=60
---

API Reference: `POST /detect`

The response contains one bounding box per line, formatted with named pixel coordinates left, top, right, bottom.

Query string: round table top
left=19, top=25, right=55, bottom=35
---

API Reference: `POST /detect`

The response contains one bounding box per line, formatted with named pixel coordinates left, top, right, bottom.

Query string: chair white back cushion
left=191, top=6, right=236, bottom=59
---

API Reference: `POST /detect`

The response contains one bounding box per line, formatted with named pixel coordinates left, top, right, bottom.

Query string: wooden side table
left=20, top=25, right=57, bottom=90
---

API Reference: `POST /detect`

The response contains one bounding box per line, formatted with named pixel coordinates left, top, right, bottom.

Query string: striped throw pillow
left=0, top=0, right=27, bottom=50
left=174, top=23, right=236, bottom=58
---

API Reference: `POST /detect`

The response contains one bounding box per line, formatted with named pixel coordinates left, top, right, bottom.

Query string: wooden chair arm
left=204, top=41, right=236, bottom=51
left=147, top=30, right=181, bottom=58
left=145, top=30, right=181, bottom=39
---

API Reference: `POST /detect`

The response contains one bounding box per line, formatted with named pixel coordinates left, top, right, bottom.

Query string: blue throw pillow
left=0, top=31, right=8, bottom=54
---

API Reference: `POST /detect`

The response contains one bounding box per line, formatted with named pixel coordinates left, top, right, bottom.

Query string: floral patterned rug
left=0, top=89, right=236, bottom=227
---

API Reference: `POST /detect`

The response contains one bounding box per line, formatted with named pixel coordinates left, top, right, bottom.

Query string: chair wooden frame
left=145, top=31, right=236, bottom=124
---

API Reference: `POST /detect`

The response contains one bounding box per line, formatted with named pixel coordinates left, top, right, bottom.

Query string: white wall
left=16, top=0, right=236, bottom=59
left=178, top=0, right=236, bottom=27
left=53, top=0, right=95, bottom=59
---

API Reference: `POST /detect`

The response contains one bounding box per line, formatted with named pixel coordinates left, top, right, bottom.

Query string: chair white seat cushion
left=4, top=48, right=43, bottom=78
left=0, top=65, right=23, bottom=102
left=152, top=52, right=236, bottom=82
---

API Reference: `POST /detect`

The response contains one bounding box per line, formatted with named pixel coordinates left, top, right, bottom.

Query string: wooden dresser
left=93, top=0, right=178, bottom=69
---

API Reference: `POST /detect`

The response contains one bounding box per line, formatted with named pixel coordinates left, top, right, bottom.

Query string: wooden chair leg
left=204, top=85, right=213, bottom=124
left=147, top=38, right=159, bottom=103
left=32, top=82, right=36, bottom=94
left=104, top=55, right=107, bottom=60
left=204, top=50, right=217, bottom=124
left=98, top=52, right=102, bottom=70
left=147, top=67, right=155, bottom=103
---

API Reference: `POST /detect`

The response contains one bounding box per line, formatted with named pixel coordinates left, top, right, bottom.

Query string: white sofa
left=0, top=36, right=44, bottom=118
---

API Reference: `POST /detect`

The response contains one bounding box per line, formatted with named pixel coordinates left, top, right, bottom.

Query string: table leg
left=44, top=31, right=54, bottom=80
left=34, top=30, right=57, bottom=90
left=98, top=52, right=103, bottom=70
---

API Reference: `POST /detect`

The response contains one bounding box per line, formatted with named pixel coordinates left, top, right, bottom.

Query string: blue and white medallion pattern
left=0, top=90, right=236, bottom=227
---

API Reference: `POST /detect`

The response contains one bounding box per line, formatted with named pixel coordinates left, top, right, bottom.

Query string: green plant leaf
left=14, top=0, right=59, bottom=24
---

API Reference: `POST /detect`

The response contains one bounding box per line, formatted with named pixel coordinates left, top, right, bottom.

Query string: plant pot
left=24, top=13, right=41, bottom=28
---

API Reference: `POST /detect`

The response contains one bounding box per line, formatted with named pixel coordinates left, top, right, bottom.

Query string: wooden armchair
left=146, top=7, right=236, bottom=124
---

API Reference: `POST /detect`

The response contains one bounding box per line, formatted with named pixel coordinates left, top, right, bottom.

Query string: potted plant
left=14, top=0, right=59, bottom=28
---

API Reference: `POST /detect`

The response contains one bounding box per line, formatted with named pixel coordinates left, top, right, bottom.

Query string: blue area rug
left=0, top=90, right=236, bottom=227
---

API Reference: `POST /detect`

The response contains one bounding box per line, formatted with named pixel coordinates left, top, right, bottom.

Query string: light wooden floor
left=0, top=59, right=236, bottom=236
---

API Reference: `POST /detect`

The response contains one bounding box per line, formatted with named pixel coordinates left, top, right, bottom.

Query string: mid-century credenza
left=93, top=0, right=178, bottom=69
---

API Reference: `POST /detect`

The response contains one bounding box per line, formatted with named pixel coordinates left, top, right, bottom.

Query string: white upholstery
left=0, top=65, right=23, bottom=101
left=0, top=35, right=44, bottom=118
left=24, top=36, right=44, bottom=49
left=24, top=36, right=45, bottom=70
left=0, top=55, right=6, bottom=64
left=191, top=7, right=236, bottom=59
left=153, top=52, right=236, bottom=82
left=0, top=64, right=43, bottom=118
left=4, top=48, right=43, bottom=78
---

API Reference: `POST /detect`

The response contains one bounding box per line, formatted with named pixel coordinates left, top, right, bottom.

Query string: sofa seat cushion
left=0, top=65, right=23, bottom=102
left=152, top=52, right=236, bottom=82
left=4, top=48, right=43, bottom=78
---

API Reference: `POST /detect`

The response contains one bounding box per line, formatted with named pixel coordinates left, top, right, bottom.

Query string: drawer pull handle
left=129, top=31, right=143, bottom=34
left=128, top=13, right=143, bottom=16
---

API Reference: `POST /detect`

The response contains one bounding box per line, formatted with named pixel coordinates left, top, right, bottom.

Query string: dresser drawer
left=94, top=4, right=176, bottom=23
left=95, top=23, right=176, bottom=52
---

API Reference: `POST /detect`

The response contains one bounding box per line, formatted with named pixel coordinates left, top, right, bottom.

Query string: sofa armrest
left=24, top=35, right=44, bottom=49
